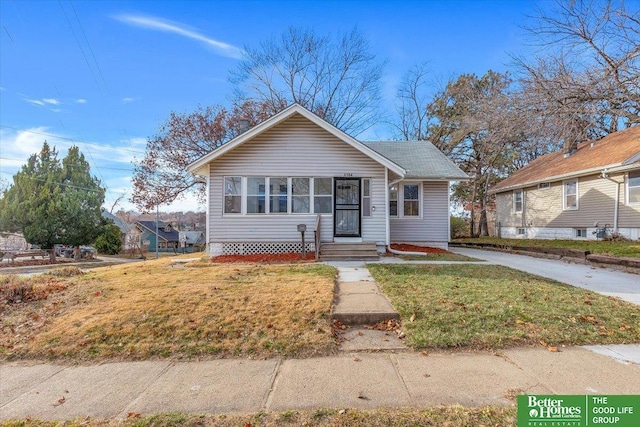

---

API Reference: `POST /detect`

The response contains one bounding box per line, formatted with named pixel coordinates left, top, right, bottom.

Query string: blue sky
left=0, top=0, right=540, bottom=212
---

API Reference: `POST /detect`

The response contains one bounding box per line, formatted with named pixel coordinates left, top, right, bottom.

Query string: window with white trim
left=513, top=190, right=523, bottom=213
left=629, top=171, right=640, bottom=204
left=314, top=178, right=332, bottom=213
left=538, top=182, right=550, bottom=189
left=575, top=228, right=588, bottom=238
left=269, top=177, right=288, bottom=214
left=292, top=178, right=310, bottom=213
left=247, top=177, right=266, bottom=214
left=563, top=179, right=578, bottom=210
left=403, top=184, right=420, bottom=217
left=224, top=176, right=242, bottom=214
left=362, top=178, right=371, bottom=217
left=389, top=184, right=398, bottom=217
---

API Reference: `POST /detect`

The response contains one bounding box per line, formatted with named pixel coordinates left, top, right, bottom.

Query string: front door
left=334, top=178, right=361, bottom=237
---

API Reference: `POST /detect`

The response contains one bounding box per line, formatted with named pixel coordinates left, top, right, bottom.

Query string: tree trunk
left=48, top=248, right=56, bottom=264
left=73, top=245, right=81, bottom=260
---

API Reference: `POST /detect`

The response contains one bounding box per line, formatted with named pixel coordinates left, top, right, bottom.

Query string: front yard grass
left=368, top=264, right=640, bottom=350
left=395, top=252, right=480, bottom=262
left=454, top=237, right=640, bottom=259
left=1, top=406, right=517, bottom=427
left=0, top=257, right=337, bottom=361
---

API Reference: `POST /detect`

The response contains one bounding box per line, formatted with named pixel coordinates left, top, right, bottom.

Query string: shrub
left=94, top=223, right=122, bottom=255
left=450, top=216, right=469, bottom=239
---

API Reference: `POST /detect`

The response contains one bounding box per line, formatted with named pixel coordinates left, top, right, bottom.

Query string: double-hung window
left=514, top=190, right=523, bottom=213
left=362, top=178, right=371, bottom=217
left=314, top=178, right=332, bottom=214
left=403, top=184, right=420, bottom=217
left=389, top=184, right=398, bottom=217
left=269, top=177, right=288, bottom=214
left=629, top=171, right=640, bottom=204
left=224, top=176, right=242, bottom=214
left=247, top=177, right=266, bottom=214
left=292, top=178, right=310, bottom=213
left=564, top=179, right=578, bottom=210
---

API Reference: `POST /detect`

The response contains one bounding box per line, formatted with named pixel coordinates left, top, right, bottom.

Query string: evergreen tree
left=0, top=142, right=105, bottom=262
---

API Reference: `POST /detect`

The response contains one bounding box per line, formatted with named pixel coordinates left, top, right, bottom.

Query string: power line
left=0, top=158, right=133, bottom=171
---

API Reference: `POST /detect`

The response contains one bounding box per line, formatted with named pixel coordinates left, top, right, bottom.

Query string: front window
left=629, top=171, right=640, bottom=204
left=247, top=177, right=266, bottom=214
left=269, top=177, right=288, bottom=214
left=314, top=178, right=332, bottom=213
left=292, top=177, right=310, bottom=213
left=362, top=178, right=371, bottom=217
left=514, top=190, right=523, bottom=213
left=564, top=179, right=578, bottom=210
left=403, top=184, right=420, bottom=216
left=224, top=176, right=242, bottom=214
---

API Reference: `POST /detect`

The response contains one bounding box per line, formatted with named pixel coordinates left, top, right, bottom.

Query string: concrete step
left=320, top=242, right=378, bottom=261
left=321, top=255, right=379, bottom=261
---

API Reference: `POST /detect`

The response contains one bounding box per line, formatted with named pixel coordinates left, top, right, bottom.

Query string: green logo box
left=518, top=395, right=640, bottom=427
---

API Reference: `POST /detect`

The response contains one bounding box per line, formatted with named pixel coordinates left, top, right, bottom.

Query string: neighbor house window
left=538, top=182, right=550, bottom=189
left=403, top=184, right=420, bottom=217
left=514, top=190, right=523, bottom=213
left=629, top=171, right=640, bottom=204
left=224, top=176, right=242, bottom=214
left=575, top=228, right=588, bottom=238
left=314, top=178, right=332, bottom=213
left=517, top=228, right=526, bottom=235
left=292, top=177, right=310, bottom=213
left=269, top=177, right=289, bottom=214
left=564, top=179, right=578, bottom=210
left=247, top=177, right=266, bottom=214
left=389, top=184, right=398, bottom=217
left=362, top=178, right=371, bottom=217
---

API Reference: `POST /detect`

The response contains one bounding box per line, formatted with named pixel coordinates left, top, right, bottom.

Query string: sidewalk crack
left=262, top=358, right=282, bottom=411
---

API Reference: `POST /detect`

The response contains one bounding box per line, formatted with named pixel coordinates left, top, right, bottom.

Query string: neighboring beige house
left=491, top=127, right=640, bottom=240
left=187, top=103, right=468, bottom=257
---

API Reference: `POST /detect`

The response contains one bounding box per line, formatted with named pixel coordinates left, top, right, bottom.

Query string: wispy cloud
left=122, top=97, right=137, bottom=104
left=76, top=98, right=87, bottom=104
left=23, top=97, right=61, bottom=107
left=115, top=14, right=244, bottom=59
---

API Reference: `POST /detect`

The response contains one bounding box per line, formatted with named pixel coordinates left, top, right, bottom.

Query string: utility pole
left=155, top=204, right=159, bottom=259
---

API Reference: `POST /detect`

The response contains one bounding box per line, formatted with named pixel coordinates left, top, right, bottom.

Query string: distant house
left=187, top=103, right=468, bottom=258
left=134, top=220, right=180, bottom=253
left=491, top=127, right=640, bottom=240
left=101, top=210, right=132, bottom=249
left=178, top=230, right=206, bottom=253
left=0, top=232, right=28, bottom=252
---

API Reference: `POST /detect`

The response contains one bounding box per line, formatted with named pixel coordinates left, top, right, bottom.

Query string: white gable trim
left=187, top=103, right=406, bottom=177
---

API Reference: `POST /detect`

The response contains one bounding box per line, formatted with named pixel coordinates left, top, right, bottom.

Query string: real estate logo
left=518, top=395, right=640, bottom=427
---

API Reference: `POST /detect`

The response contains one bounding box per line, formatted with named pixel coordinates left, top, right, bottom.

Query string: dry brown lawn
left=0, top=256, right=337, bottom=361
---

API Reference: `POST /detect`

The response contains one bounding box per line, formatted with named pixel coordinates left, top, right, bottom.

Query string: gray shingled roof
left=362, top=141, right=468, bottom=180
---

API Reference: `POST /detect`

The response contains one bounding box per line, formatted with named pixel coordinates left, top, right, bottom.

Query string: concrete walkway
left=2, top=347, right=639, bottom=421
left=448, top=247, right=640, bottom=305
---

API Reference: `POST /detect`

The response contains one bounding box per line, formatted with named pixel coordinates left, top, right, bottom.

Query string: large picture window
left=224, top=176, right=242, bottom=214
left=629, top=171, right=640, bottom=204
left=564, top=179, right=578, bottom=210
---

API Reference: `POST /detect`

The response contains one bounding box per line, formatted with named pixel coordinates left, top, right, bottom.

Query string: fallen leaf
left=423, top=373, right=431, bottom=378
left=409, top=313, right=416, bottom=322
left=584, top=300, right=592, bottom=305
left=547, top=346, right=559, bottom=352
left=353, top=357, right=362, bottom=362
left=127, top=412, right=141, bottom=419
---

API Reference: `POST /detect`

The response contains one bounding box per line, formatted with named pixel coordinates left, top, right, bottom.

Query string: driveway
left=449, top=247, right=640, bottom=306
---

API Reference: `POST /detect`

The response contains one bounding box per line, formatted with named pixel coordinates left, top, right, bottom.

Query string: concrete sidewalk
left=2, top=347, right=639, bottom=421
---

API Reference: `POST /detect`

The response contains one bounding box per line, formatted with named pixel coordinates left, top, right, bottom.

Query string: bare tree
left=130, top=101, right=272, bottom=212
left=427, top=71, right=534, bottom=236
left=515, top=0, right=640, bottom=140
left=230, top=27, right=386, bottom=136
left=394, top=62, right=433, bottom=140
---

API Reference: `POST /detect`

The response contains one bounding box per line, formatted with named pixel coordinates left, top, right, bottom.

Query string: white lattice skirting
left=212, top=242, right=315, bottom=256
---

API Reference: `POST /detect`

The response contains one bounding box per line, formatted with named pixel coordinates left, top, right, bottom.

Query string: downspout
left=385, top=167, right=390, bottom=246
left=601, top=169, right=620, bottom=232
left=205, top=165, right=211, bottom=255
left=447, top=181, right=451, bottom=244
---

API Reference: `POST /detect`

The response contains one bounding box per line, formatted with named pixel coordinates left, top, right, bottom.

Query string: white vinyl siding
left=390, top=181, right=449, bottom=244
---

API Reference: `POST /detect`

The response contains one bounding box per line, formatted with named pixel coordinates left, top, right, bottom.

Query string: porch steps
left=320, top=242, right=379, bottom=261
